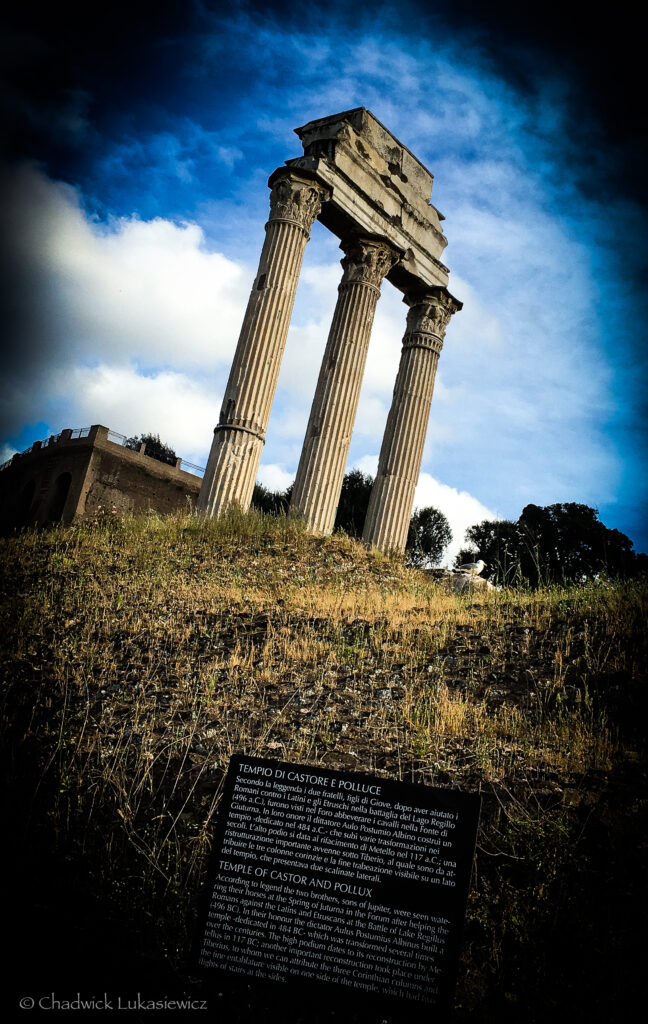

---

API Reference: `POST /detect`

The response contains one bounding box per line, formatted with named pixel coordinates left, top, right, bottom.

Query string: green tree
left=406, top=507, right=452, bottom=567
left=253, top=470, right=373, bottom=532
left=125, top=432, right=176, bottom=466
left=251, top=482, right=292, bottom=515
left=456, top=519, right=522, bottom=585
left=458, top=503, right=645, bottom=587
left=333, top=469, right=373, bottom=537
left=517, top=503, right=641, bottom=585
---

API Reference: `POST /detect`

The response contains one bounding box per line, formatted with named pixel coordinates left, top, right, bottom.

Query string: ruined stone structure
left=199, top=108, right=461, bottom=553
left=0, top=425, right=202, bottom=533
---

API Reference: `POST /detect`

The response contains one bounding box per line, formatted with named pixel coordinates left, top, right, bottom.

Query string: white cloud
left=256, top=463, right=294, bottom=493
left=90, top=217, right=246, bottom=367
left=1, top=444, right=18, bottom=465
left=1, top=163, right=250, bottom=454
left=358, top=285, right=407, bottom=394
left=445, top=274, right=504, bottom=352
left=299, top=261, right=344, bottom=300
left=5, top=162, right=249, bottom=370
left=354, top=454, right=378, bottom=476
left=57, top=364, right=220, bottom=466
left=413, top=473, right=500, bottom=566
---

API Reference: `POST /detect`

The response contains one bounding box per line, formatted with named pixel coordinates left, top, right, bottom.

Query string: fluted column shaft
left=290, top=238, right=399, bottom=535
left=363, top=288, right=460, bottom=554
left=198, top=173, right=328, bottom=516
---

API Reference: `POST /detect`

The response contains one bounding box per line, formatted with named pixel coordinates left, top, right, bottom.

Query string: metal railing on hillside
left=0, top=426, right=205, bottom=478
left=105, top=431, right=205, bottom=475
left=178, top=460, right=205, bottom=477
left=0, top=428, right=91, bottom=470
left=106, top=430, right=128, bottom=446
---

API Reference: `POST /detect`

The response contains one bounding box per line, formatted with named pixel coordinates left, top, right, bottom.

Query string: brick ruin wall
left=83, top=446, right=201, bottom=518
left=0, top=427, right=201, bottom=533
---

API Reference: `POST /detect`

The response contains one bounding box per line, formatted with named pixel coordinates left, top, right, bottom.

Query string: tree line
left=134, top=434, right=645, bottom=585
left=253, top=469, right=451, bottom=569
left=457, top=502, right=647, bottom=586
left=254, top=472, right=646, bottom=586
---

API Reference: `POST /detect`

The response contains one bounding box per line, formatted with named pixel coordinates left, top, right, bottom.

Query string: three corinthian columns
left=198, top=171, right=459, bottom=554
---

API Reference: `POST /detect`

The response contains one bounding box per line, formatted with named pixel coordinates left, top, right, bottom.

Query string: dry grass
left=1, top=509, right=646, bottom=1021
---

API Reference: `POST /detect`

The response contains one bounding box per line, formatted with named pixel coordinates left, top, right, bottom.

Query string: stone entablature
left=290, top=107, right=449, bottom=293
left=0, top=425, right=203, bottom=532
left=199, top=108, right=462, bottom=554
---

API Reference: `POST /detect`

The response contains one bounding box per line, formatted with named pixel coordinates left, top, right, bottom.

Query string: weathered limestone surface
left=446, top=573, right=497, bottom=594
left=199, top=108, right=462, bottom=550
left=290, top=237, right=399, bottom=534
left=291, top=108, right=449, bottom=292
left=363, top=289, right=461, bottom=554
left=198, top=172, right=328, bottom=516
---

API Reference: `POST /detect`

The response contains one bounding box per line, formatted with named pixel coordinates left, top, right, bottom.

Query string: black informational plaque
left=196, top=756, right=481, bottom=1019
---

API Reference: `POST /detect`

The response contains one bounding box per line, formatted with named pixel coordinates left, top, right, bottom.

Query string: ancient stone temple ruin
left=198, top=108, right=461, bottom=554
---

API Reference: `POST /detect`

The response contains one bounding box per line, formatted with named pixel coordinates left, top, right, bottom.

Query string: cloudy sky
left=1, top=0, right=646, bottom=561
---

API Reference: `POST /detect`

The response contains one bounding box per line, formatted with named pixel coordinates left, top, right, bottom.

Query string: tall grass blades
left=1, top=511, right=645, bottom=1021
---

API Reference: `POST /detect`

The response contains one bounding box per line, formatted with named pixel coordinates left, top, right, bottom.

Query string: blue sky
left=1, top=0, right=646, bottom=559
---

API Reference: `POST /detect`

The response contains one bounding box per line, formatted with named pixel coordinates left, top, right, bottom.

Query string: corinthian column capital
left=405, top=287, right=462, bottom=342
left=340, top=237, right=400, bottom=290
left=268, top=173, right=329, bottom=234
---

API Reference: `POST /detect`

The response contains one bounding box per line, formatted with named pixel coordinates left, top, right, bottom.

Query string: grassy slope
left=1, top=511, right=647, bottom=1022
